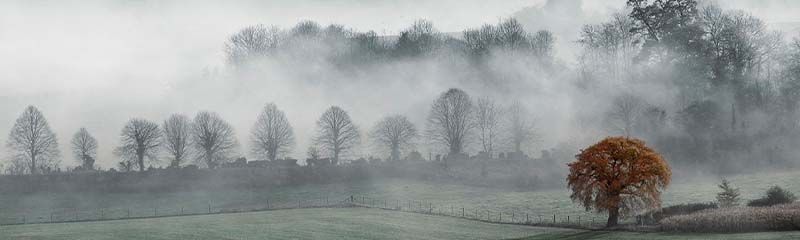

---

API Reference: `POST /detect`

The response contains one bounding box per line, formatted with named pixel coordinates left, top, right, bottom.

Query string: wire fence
left=346, top=194, right=611, bottom=230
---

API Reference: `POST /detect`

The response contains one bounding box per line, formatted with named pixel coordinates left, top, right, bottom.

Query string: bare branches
left=162, top=114, right=192, bottom=168
left=225, top=24, right=284, bottom=66
left=314, top=106, right=359, bottom=165
left=115, top=119, right=162, bottom=172
left=371, top=115, right=417, bottom=161
left=6, top=106, right=60, bottom=174
left=475, top=97, right=501, bottom=156
left=607, top=93, right=646, bottom=137
left=192, top=111, right=239, bottom=169
left=71, top=128, right=97, bottom=170
left=427, top=88, right=474, bottom=155
left=251, top=103, right=295, bottom=161
left=506, top=101, right=536, bottom=153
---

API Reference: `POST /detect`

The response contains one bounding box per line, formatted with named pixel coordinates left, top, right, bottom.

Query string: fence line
left=345, top=194, right=606, bottom=230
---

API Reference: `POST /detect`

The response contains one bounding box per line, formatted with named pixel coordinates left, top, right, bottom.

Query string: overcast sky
left=1, top=0, right=799, bottom=169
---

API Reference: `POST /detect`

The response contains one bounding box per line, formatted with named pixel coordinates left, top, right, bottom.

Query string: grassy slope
left=3, top=170, right=800, bottom=224
left=2, top=207, right=799, bottom=240
left=0, top=208, right=573, bottom=240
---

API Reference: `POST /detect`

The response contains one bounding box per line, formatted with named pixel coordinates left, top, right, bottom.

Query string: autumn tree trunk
left=607, top=206, right=620, bottom=227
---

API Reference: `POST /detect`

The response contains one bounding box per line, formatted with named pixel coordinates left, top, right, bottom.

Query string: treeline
left=575, top=0, right=800, bottom=173
left=3, top=88, right=536, bottom=175
left=224, top=19, right=555, bottom=68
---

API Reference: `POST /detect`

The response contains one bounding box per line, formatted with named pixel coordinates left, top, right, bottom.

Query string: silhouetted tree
left=115, top=119, right=161, bottom=172
left=427, top=88, right=474, bottom=156
left=394, top=20, right=442, bottom=57
left=71, top=128, right=97, bottom=170
left=371, top=115, right=417, bottom=161
left=162, top=114, right=192, bottom=168
left=314, top=106, right=360, bottom=165
left=192, top=111, right=239, bottom=169
left=251, top=103, right=295, bottom=161
left=607, top=93, right=646, bottom=137
left=6, top=106, right=60, bottom=174
left=506, top=101, right=536, bottom=153
left=225, top=24, right=283, bottom=65
left=475, top=97, right=500, bottom=156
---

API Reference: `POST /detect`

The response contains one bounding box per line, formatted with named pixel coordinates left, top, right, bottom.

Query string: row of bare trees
left=427, top=88, right=537, bottom=159
left=5, top=88, right=537, bottom=174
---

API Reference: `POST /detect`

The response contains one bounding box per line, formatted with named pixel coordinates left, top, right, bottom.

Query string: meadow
left=2, top=168, right=799, bottom=226
left=2, top=207, right=799, bottom=240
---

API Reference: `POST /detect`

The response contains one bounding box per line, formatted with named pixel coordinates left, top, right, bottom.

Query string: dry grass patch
left=660, top=203, right=800, bottom=232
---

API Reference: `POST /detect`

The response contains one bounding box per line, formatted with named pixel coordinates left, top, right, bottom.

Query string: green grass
left=0, top=208, right=573, bottom=240
left=3, top=170, right=800, bottom=225
left=2, top=207, right=799, bottom=240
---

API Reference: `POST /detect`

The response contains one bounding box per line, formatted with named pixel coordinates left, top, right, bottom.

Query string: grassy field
left=1, top=207, right=799, bottom=240
left=2, top=169, right=800, bottom=225
left=0, top=208, right=572, bottom=240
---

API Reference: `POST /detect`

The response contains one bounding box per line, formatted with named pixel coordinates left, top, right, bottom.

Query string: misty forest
left=3, top=0, right=800, bottom=239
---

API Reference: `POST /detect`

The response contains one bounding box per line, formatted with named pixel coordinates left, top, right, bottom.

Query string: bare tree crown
left=71, top=127, right=98, bottom=170
left=427, top=88, right=474, bottom=155
left=6, top=106, right=60, bottom=174
left=314, top=106, right=360, bottom=165
left=115, top=118, right=162, bottom=172
left=371, top=115, right=417, bottom=161
left=162, top=114, right=192, bottom=168
left=251, top=103, right=295, bottom=161
left=192, top=111, right=239, bottom=168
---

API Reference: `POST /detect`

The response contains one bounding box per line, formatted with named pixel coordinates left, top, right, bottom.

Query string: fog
left=2, top=0, right=800, bottom=171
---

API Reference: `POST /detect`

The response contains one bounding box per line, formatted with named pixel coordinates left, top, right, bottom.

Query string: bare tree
left=162, top=114, right=192, bottom=168
left=314, top=106, right=360, bottom=165
left=427, top=88, right=474, bottom=156
left=71, top=128, right=98, bottom=170
left=475, top=97, right=501, bottom=156
left=192, top=111, right=239, bottom=168
left=251, top=103, right=295, bottom=161
left=225, top=24, right=284, bottom=65
left=607, top=93, right=646, bottom=137
left=6, top=106, right=60, bottom=174
left=506, top=101, right=536, bottom=153
left=371, top=115, right=417, bottom=161
left=114, top=119, right=161, bottom=172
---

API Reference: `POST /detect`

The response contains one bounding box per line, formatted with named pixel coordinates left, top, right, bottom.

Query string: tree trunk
left=391, top=144, right=400, bottom=161
left=138, top=155, right=145, bottom=172
left=606, top=207, right=620, bottom=227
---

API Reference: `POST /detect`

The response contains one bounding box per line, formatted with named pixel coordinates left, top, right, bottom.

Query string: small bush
left=716, top=179, right=740, bottom=207
left=747, top=186, right=797, bottom=207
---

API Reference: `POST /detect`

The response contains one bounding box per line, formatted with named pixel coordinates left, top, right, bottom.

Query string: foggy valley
left=2, top=0, right=800, bottom=239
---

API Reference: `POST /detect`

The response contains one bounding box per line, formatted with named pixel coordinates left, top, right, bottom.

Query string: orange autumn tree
left=567, top=136, right=671, bottom=227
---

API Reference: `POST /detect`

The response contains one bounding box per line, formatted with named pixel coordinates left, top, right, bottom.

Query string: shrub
left=716, top=179, right=740, bottom=207
left=660, top=203, right=800, bottom=232
left=747, top=186, right=797, bottom=207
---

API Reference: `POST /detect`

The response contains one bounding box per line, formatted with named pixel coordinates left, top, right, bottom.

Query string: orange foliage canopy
left=567, top=137, right=671, bottom=220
